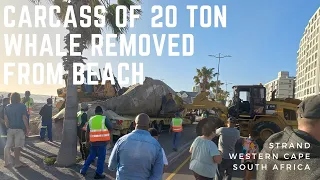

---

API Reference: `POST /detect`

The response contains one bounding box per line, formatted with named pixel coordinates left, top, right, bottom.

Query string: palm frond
left=117, top=0, right=142, bottom=17
left=105, top=4, right=128, bottom=39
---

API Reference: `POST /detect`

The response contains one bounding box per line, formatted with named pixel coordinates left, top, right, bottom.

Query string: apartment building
left=264, top=71, right=295, bottom=100
left=192, top=85, right=201, bottom=93
left=295, top=8, right=320, bottom=100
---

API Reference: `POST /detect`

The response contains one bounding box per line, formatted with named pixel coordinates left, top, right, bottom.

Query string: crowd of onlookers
left=1, top=91, right=320, bottom=180
left=189, top=94, right=320, bottom=180
left=0, top=91, right=55, bottom=168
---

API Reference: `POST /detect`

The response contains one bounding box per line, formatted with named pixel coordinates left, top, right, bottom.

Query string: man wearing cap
left=257, top=95, right=320, bottom=180
left=108, top=113, right=164, bottom=180
left=215, top=117, right=240, bottom=180
left=80, top=106, right=113, bottom=179
left=77, top=103, right=89, bottom=160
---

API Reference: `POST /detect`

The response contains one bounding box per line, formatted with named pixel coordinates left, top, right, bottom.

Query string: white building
left=192, top=85, right=201, bottom=93
left=264, top=71, right=295, bottom=100
left=295, top=8, right=320, bottom=100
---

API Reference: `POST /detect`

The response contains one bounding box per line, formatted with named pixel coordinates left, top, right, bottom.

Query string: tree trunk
left=56, top=67, right=78, bottom=166
left=56, top=0, right=85, bottom=166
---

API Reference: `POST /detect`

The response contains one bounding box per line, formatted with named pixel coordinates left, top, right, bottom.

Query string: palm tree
left=193, top=67, right=218, bottom=92
left=29, top=0, right=142, bottom=166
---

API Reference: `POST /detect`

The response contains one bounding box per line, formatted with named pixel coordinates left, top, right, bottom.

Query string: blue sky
left=111, top=0, right=319, bottom=93
left=0, top=0, right=319, bottom=95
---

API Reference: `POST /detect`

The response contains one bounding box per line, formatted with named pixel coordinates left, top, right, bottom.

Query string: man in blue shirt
left=108, top=113, right=164, bottom=180
left=4, top=92, right=29, bottom=168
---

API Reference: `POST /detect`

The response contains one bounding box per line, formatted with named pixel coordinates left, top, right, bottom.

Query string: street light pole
left=208, top=53, right=232, bottom=100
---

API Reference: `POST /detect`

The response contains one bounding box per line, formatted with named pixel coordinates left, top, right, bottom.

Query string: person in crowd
left=242, top=131, right=259, bottom=180
left=7, top=93, right=11, bottom=98
left=77, top=103, right=89, bottom=160
left=201, top=110, right=208, bottom=119
left=148, top=128, right=168, bottom=171
left=4, top=92, right=29, bottom=168
left=215, top=117, right=240, bottom=180
left=21, top=91, right=34, bottom=124
left=39, top=98, right=53, bottom=142
left=0, top=98, right=10, bottom=136
left=108, top=113, right=163, bottom=180
left=80, top=106, right=112, bottom=179
left=170, top=112, right=183, bottom=151
left=257, top=95, right=320, bottom=180
left=189, top=120, right=222, bottom=180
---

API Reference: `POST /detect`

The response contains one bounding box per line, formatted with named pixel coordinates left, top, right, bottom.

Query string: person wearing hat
left=257, top=95, right=320, bottom=180
left=80, top=106, right=112, bottom=179
left=170, top=112, right=184, bottom=151
left=215, top=117, right=240, bottom=180
left=108, top=113, right=164, bottom=180
left=77, top=102, right=89, bottom=160
left=39, top=98, right=53, bottom=141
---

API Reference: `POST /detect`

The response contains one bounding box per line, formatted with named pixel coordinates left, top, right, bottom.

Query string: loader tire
left=254, top=122, right=281, bottom=149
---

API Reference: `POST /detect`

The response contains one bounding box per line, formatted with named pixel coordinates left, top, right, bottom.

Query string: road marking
left=166, top=155, right=191, bottom=180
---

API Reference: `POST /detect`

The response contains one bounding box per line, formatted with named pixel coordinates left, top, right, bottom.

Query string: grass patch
left=76, top=156, right=83, bottom=163
left=44, top=156, right=56, bottom=165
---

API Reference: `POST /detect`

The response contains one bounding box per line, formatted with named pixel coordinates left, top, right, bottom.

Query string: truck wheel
left=157, top=121, right=164, bottom=134
left=254, top=121, right=281, bottom=148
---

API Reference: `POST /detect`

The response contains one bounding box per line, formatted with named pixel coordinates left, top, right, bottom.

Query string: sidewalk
left=0, top=140, right=115, bottom=180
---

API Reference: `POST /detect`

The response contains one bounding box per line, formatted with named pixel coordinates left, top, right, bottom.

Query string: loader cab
left=229, top=85, right=266, bottom=119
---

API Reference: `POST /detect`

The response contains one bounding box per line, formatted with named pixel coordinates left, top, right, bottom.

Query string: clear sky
left=0, top=0, right=319, bottom=96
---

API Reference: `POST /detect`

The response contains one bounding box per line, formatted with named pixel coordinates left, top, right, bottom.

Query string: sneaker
left=79, top=170, right=86, bottom=177
left=94, top=173, right=106, bottom=179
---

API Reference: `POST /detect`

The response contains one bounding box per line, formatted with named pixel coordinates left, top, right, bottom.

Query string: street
left=0, top=123, right=256, bottom=180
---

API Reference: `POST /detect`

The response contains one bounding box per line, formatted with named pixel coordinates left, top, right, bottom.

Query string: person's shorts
left=244, top=161, right=255, bottom=171
left=6, top=129, right=25, bottom=148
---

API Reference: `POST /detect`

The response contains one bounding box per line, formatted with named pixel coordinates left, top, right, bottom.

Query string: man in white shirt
left=148, top=128, right=168, bottom=168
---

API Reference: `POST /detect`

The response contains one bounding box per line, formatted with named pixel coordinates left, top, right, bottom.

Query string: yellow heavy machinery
left=183, top=91, right=228, bottom=122
left=56, top=69, right=123, bottom=111
left=228, top=85, right=300, bottom=147
left=194, top=84, right=301, bottom=147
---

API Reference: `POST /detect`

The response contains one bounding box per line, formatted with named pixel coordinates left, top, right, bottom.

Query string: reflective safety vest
left=77, top=111, right=84, bottom=126
left=22, top=97, right=34, bottom=115
left=88, top=115, right=110, bottom=142
left=201, top=112, right=208, bottom=118
left=171, top=118, right=183, bottom=132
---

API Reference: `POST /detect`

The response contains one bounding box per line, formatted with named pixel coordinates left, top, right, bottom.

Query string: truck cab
left=229, top=85, right=266, bottom=119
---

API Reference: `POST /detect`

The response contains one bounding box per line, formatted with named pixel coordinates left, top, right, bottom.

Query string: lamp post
left=208, top=53, right=232, bottom=100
